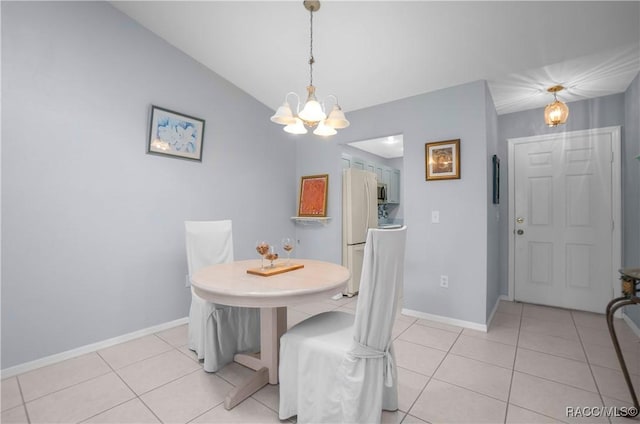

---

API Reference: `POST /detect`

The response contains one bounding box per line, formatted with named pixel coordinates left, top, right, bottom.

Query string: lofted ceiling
left=111, top=1, right=640, bottom=117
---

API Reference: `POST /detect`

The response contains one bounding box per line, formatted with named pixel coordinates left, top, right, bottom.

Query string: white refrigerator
left=342, top=168, right=378, bottom=296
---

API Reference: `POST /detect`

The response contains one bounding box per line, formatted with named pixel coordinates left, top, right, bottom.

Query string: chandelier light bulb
left=270, top=101, right=296, bottom=125
left=324, top=103, right=350, bottom=129
left=313, top=120, right=337, bottom=136
left=284, top=118, right=308, bottom=135
left=298, top=86, right=327, bottom=124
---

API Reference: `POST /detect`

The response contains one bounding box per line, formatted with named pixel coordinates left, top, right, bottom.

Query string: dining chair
left=278, top=226, right=407, bottom=423
left=185, top=220, right=260, bottom=372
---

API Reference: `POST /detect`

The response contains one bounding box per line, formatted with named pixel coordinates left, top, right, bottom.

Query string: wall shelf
left=290, top=216, right=332, bottom=226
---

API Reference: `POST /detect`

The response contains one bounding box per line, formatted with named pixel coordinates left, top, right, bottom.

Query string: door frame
left=507, top=126, right=621, bottom=304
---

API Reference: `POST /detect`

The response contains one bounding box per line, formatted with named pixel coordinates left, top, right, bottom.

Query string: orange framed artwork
left=298, top=174, right=329, bottom=217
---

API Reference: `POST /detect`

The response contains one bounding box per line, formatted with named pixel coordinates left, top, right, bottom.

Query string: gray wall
left=485, top=83, right=501, bottom=319
left=1, top=1, right=296, bottom=370
left=623, top=73, right=640, bottom=327
left=296, top=81, right=495, bottom=325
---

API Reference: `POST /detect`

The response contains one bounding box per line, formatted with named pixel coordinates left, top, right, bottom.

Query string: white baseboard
left=623, top=311, right=640, bottom=339
left=401, top=308, right=487, bottom=332
left=1, top=317, right=189, bottom=379
left=486, top=295, right=508, bottom=328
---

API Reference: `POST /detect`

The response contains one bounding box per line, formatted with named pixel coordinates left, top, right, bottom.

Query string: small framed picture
left=147, top=105, right=205, bottom=161
left=492, top=154, right=500, bottom=204
left=425, top=139, right=460, bottom=181
left=298, top=174, right=329, bottom=217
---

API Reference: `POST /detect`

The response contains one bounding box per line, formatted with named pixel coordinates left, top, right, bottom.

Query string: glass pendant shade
left=284, top=118, right=308, bottom=135
left=313, top=120, right=337, bottom=136
left=544, top=99, right=569, bottom=127
left=270, top=101, right=296, bottom=125
left=544, top=85, right=569, bottom=127
left=324, top=104, right=350, bottom=129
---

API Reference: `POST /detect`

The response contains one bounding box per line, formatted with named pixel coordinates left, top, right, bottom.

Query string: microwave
left=377, top=183, right=387, bottom=204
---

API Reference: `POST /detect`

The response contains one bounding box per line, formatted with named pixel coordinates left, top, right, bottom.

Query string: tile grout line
left=428, top=376, right=510, bottom=404
left=502, top=303, right=523, bottom=424
left=399, top=319, right=465, bottom=422
left=94, top=348, right=166, bottom=424
left=444, top=351, right=514, bottom=372
left=459, top=328, right=521, bottom=348
left=13, top=326, right=248, bottom=423
left=14, top=376, right=32, bottom=424
left=18, top=368, right=114, bottom=405
left=570, top=309, right=613, bottom=424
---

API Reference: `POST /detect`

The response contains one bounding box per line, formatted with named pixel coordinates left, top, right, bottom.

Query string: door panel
left=514, top=132, right=613, bottom=313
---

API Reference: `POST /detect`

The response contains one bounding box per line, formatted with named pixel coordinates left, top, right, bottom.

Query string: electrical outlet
left=185, top=274, right=191, bottom=288
left=440, top=275, right=449, bottom=288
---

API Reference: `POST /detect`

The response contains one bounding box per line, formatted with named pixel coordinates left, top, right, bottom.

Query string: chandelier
left=270, top=1, right=349, bottom=136
left=544, top=85, right=569, bottom=127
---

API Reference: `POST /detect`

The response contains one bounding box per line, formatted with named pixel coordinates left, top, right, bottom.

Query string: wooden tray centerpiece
left=247, top=263, right=304, bottom=277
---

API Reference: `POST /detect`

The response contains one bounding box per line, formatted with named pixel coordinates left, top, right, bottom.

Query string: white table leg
left=260, top=306, right=287, bottom=384
left=225, top=306, right=287, bottom=409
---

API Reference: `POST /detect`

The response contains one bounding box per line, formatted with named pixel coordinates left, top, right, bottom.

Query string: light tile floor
left=2, top=298, right=640, bottom=423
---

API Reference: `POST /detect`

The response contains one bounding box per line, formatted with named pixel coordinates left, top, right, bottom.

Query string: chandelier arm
left=285, top=91, right=301, bottom=114
left=323, top=94, right=338, bottom=110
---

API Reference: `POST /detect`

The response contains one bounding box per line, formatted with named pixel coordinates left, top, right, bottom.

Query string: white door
left=511, top=128, right=620, bottom=313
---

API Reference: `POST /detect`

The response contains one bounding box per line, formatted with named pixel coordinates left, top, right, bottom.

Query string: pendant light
left=270, top=1, right=349, bottom=136
left=544, top=85, right=569, bottom=127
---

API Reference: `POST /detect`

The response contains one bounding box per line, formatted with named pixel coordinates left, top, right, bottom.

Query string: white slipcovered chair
left=185, top=220, right=260, bottom=372
left=279, top=226, right=407, bottom=423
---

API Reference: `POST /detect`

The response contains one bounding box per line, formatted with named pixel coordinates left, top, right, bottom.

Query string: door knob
left=517, top=229, right=524, bottom=235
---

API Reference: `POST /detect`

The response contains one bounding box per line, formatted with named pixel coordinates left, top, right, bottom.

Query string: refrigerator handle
left=364, top=177, right=370, bottom=230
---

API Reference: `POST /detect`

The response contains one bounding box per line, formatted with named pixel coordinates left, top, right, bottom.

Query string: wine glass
left=265, top=246, right=279, bottom=268
left=255, top=241, right=270, bottom=270
left=282, top=237, right=294, bottom=265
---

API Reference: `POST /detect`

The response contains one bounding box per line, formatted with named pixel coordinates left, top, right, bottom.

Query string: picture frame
left=425, top=139, right=461, bottom=180
left=298, top=174, right=329, bottom=217
left=492, top=154, right=500, bottom=204
left=147, top=105, right=205, bottom=161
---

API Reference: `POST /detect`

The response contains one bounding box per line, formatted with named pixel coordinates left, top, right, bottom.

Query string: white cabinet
left=342, top=154, right=364, bottom=170
left=381, top=166, right=399, bottom=204
left=364, top=161, right=375, bottom=175
left=340, top=154, right=400, bottom=204
left=387, top=169, right=400, bottom=204
left=352, top=158, right=365, bottom=170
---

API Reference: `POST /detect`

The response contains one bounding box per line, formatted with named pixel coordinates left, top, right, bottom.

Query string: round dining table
left=191, top=258, right=350, bottom=410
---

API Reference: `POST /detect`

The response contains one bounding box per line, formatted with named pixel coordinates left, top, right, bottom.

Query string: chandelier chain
left=308, top=6, right=314, bottom=86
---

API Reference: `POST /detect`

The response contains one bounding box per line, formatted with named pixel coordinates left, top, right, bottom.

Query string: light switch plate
left=431, top=211, right=440, bottom=223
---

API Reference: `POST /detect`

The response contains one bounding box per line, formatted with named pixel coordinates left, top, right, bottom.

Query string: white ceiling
left=348, top=134, right=404, bottom=159
left=111, top=1, right=640, bottom=116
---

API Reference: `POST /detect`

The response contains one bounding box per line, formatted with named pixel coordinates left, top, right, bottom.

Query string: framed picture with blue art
left=147, top=105, right=205, bottom=161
